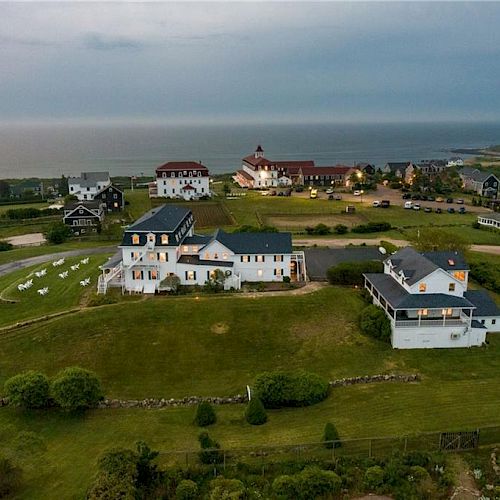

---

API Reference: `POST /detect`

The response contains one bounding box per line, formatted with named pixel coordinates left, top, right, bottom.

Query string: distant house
left=94, top=184, right=125, bottom=211
left=382, top=162, right=414, bottom=179
left=151, top=161, right=210, bottom=201
left=356, top=163, right=376, bottom=176
left=68, top=172, right=111, bottom=201
left=10, top=179, right=43, bottom=198
left=364, top=247, right=500, bottom=349
left=416, top=159, right=448, bottom=175
left=477, top=212, right=500, bottom=230
left=299, top=165, right=358, bottom=187
left=458, top=167, right=499, bottom=197
left=63, top=200, right=105, bottom=235
left=447, top=157, right=464, bottom=167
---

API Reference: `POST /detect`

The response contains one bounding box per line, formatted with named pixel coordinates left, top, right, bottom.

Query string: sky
left=1, top=2, right=500, bottom=124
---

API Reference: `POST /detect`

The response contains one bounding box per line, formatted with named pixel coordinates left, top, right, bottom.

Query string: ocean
left=0, top=121, right=499, bottom=179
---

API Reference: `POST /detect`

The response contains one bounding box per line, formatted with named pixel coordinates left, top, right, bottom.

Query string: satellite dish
left=378, top=246, right=387, bottom=255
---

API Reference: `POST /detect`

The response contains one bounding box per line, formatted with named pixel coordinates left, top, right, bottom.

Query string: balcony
left=394, top=318, right=468, bottom=328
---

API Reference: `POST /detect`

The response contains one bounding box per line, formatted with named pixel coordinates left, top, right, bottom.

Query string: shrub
left=272, top=474, right=298, bottom=499
left=51, top=366, right=103, bottom=410
left=282, top=275, right=291, bottom=284
left=87, top=473, right=137, bottom=500
left=0, top=240, right=13, bottom=252
left=326, top=260, right=383, bottom=286
left=194, top=401, right=216, bottom=427
left=333, top=224, right=348, bottom=234
left=4, top=370, right=50, bottom=409
left=253, top=371, right=329, bottom=409
left=198, top=432, right=223, bottom=465
left=0, top=456, right=22, bottom=498
left=44, top=222, right=72, bottom=244
left=209, top=478, right=246, bottom=500
left=364, top=465, right=385, bottom=490
left=313, top=223, right=330, bottom=235
left=323, top=422, right=340, bottom=449
left=380, top=240, right=398, bottom=254
left=245, top=397, right=267, bottom=425
left=97, top=448, right=139, bottom=478
left=295, top=466, right=341, bottom=499
left=175, top=479, right=198, bottom=500
left=360, top=305, right=392, bottom=342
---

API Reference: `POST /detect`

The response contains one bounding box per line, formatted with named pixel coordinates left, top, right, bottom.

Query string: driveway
left=0, top=245, right=117, bottom=277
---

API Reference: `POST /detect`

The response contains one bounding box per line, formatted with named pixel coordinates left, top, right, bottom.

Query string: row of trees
left=4, top=367, right=103, bottom=411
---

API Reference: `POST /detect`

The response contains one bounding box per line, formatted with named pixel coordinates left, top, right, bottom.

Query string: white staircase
left=97, top=263, right=124, bottom=295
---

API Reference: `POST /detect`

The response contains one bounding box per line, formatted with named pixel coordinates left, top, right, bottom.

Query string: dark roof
left=95, top=183, right=124, bottom=196
left=422, top=251, right=469, bottom=271
left=471, top=320, right=487, bottom=329
left=385, top=162, right=411, bottom=172
left=274, top=160, right=315, bottom=170
left=70, top=171, right=110, bottom=187
left=177, top=255, right=233, bottom=267
left=64, top=200, right=102, bottom=211
left=214, top=229, right=292, bottom=254
left=385, top=247, right=438, bottom=285
left=127, top=204, right=191, bottom=233
left=183, top=234, right=212, bottom=246
left=242, top=155, right=273, bottom=168
left=300, top=165, right=354, bottom=176
left=101, top=251, right=122, bottom=270
left=156, top=161, right=208, bottom=171
left=364, top=273, right=474, bottom=309
left=459, top=167, right=499, bottom=183
left=236, top=169, right=254, bottom=180
left=464, top=290, right=500, bottom=317
left=479, top=213, right=500, bottom=222
left=255, top=145, right=263, bottom=152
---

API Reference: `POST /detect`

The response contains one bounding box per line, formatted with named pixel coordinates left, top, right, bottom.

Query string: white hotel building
left=99, top=205, right=306, bottom=294
left=149, top=161, right=210, bottom=201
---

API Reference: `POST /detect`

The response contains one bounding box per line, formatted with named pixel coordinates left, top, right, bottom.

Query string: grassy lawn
left=0, top=284, right=499, bottom=498
left=0, top=254, right=110, bottom=328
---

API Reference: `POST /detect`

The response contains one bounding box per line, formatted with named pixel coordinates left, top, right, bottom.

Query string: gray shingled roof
left=70, top=171, right=110, bottom=188
left=214, top=229, right=292, bottom=254
left=471, top=320, right=487, bottom=329
left=464, top=290, right=500, bottom=317
left=64, top=200, right=102, bottom=211
left=364, top=273, right=474, bottom=309
left=177, top=255, right=233, bottom=267
left=183, top=234, right=212, bottom=246
left=127, top=205, right=191, bottom=232
left=385, top=247, right=439, bottom=285
left=422, top=251, right=469, bottom=271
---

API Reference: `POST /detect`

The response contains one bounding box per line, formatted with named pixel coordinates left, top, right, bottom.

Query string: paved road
left=0, top=245, right=117, bottom=277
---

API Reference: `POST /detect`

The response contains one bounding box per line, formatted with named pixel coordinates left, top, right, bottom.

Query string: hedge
left=326, top=260, right=384, bottom=286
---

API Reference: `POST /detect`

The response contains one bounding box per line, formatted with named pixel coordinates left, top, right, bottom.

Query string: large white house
left=149, top=161, right=210, bottom=201
left=68, top=172, right=111, bottom=201
left=364, top=247, right=500, bottom=349
left=98, top=204, right=306, bottom=294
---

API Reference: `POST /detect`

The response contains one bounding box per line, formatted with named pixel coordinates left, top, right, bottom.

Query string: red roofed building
left=151, top=161, right=211, bottom=200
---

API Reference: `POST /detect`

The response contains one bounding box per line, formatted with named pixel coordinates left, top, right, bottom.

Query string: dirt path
left=449, top=455, right=481, bottom=500
left=6, top=232, right=46, bottom=247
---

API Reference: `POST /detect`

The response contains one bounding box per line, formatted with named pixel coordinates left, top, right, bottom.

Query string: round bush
left=4, top=371, right=50, bottom=409
left=175, top=479, right=198, bottom=500
left=245, top=397, right=267, bottom=425
left=272, top=475, right=298, bottom=498
left=364, top=465, right=385, bottom=490
left=253, top=371, right=329, bottom=409
left=360, top=305, right=391, bottom=342
left=50, top=366, right=103, bottom=410
left=296, top=467, right=341, bottom=499
left=194, top=401, right=216, bottom=427
left=209, top=478, right=245, bottom=500
left=323, top=422, right=340, bottom=449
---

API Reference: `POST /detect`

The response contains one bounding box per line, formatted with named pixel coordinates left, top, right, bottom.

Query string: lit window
left=204, top=252, right=210, bottom=260
left=187, top=270, right=195, bottom=280
left=241, top=255, right=250, bottom=263
left=418, top=309, right=428, bottom=316
left=182, top=245, right=189, bottom=252
left=132, top=234, right=140, bottom=245
left=419, top=283, right=427, bottom=292
left=274, top=268, right=283, bottom=277
left=449, top=283, right=455, bottom=292
left=150, top=269, right=158, bottom=280
left=148, top=252, right=156, bottom=261
left=160, top=234, right=169, bottom=245
left=274, top=255, right=283, bottom=262
left=157, top=252, right=167, bottom=262
left=257, top=269, right=263, bottom=277
left=222, top=253, right=228, bottom=260
left=133, top=270, right=142, bottom=280
left=192, top=246, right=199, bottom=253
left=448, top=259, right=455, bottom=266
left=148, top=234, right=155, bottom=242
left=256, top=255, right=264, bottom=263
left=442, top=308, right=453, bottom=316
left=453, top=271, right=465, bottom=281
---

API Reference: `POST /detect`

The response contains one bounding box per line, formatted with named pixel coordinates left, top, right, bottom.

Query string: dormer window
left=419, top=283, right=427, bottom=292
left=147, top=234, right=155, bottom=243
left=132, top=234, right=140, bottom=245
left=448, top=259, right=455, bottom=266
left=161, top=234, right=169, bottom=245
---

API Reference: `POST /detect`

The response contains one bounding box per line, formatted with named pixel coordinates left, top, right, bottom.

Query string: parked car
left=404, top=201, right=413, bottom=209
left=456, top=198, right=464, bottom=204
left=326, top=188, right=334, bottom=195
left=310, top=189, right=318, bottom=199
left=435, top=207, right=442, bottom=214
left=436, top=197, right=444, bottom=203
left=295, top=186, right=304, bottom=193
left=402, top=193, right=411, bottom=200
left=411, top=194, right=421, bottom=200
left=420, top=195, right=427, bottom=201
left=372, top=200, right=381, bottom=207
left=458, top=207, right=466, bottom=214
left=334, top=194, right=342, bottom=200
left=277, top=191, right=284, bottom=196
left=447, top=207, right=455, bottom=213
left=353, top=190, right=361, bottom=196
left=261, top=191, right=270, bottom=196
left=427, top=196, right=435, bottom=201
left=380, top=200, right=391, bottom=208
left=413, top=204, right=421, bottom=211
left=424, top=207, right=432, bottom=213
left=446, top=198, right=453, bottom=203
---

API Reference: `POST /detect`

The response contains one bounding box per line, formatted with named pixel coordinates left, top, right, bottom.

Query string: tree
left=333, top=224, right=348, bottom=234
left=44, top=222, right=72, bottom=244
left=245, top=397, right=267, bottom=425
left=204, top=269, right=226, bottom=292
left=135, top=441, right=160, bottom=492
left=194, top=401, right=217, bottom=427
left=4, top=371, right=50, bottom=409
left=197, top=432, right=223, bottom=465
left=160, top=274, right=181, bottom=294
left=0, top=180, right=10, bottom=199
left=408, top=227, right=470, bottom=253
left=360, top=305, right=391, bottom=342
left=222, top=183, right=231, bottom=196
left=175, top=480, right=198, bottom=500
left=323, top=422, right=341, bottom=449
left=50, top=366, right=103, bottom=410
left=209, top=478, right=246, bottom=500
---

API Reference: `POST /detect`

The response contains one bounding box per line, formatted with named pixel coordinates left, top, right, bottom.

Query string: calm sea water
left=0, top=122, right=499, bottom=179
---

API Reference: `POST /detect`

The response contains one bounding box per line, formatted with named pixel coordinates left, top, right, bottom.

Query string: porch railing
left=394, top=318, right=467, bottom=328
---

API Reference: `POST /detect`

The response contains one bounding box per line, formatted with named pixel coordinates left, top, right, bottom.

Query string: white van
left=404, top=201, right=413, bottom=209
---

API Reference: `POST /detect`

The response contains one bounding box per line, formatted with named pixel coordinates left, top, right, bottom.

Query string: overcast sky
left=1, top=2, right=500, bottom=124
